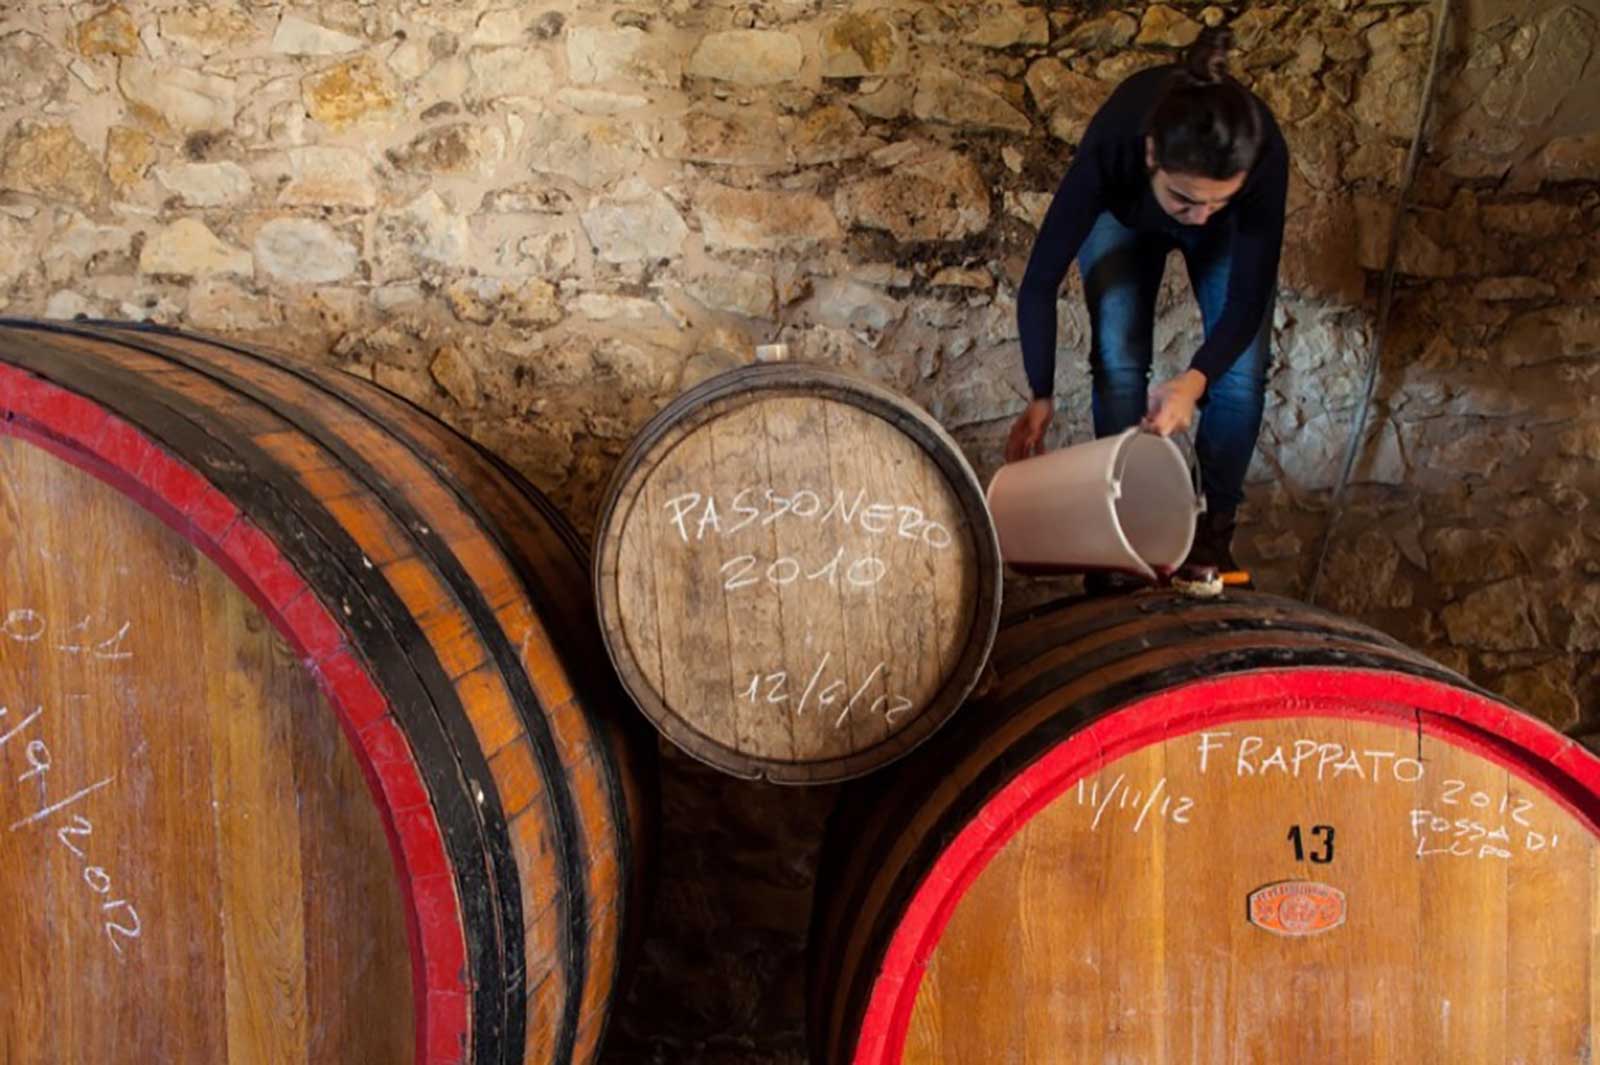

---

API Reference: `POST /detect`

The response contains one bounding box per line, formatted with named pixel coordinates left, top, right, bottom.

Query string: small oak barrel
left=593, top=363, right=1002, bottom=784
left=810, top=591, right=1600, bottom=1065
left=0, top=319, right=653, bottom=1065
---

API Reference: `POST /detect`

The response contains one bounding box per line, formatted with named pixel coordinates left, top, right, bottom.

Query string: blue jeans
left=1077, top=211, right=1273, bottom=514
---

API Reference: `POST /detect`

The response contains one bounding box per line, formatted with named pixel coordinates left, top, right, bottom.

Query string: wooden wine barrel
left=593, top=364, right=1002, bottom=784
left=810, top=590, right=1600, bottom=1065
left=0, top=319, right=654, bottom=1065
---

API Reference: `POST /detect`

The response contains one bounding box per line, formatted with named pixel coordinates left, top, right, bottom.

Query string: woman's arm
left=1017, top=145, right=1110, bottom=399
left=1187, top=143, right=1288, bottom=382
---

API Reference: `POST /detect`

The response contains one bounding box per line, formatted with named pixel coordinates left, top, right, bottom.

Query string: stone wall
left=1, top=1, right=1597, bottom=1061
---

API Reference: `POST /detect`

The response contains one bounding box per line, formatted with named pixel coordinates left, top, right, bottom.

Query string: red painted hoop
left=852, top=668, right=1600, bottom=1065
left=0, top=362, right=468, bottom=1065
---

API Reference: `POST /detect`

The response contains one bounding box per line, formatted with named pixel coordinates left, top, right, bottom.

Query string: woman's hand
left=1005, top=398, right=1055, bottom=462
left=1143, top=369, right=1208, bottom=436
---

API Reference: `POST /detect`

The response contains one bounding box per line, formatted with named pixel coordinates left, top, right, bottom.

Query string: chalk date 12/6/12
left=740, top=653, right=913, bottom=729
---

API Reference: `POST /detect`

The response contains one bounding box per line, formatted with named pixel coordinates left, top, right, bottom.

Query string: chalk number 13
left=1287, top=824, right=1335, bottom=864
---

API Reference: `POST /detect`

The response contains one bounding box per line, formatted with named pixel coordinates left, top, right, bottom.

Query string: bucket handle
left=1147, top=428, right=1207, bottom=516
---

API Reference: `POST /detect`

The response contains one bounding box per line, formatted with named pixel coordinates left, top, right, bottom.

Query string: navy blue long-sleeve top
left=1018, top=65, right=1289, bottom=398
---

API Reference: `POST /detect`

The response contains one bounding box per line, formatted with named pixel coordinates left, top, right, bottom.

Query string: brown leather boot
left=1181, top=509, right=1252, bottom=588
left=1083, top=569, right=1152, bottom=598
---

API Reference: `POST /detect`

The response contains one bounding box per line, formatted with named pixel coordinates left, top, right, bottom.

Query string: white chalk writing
left=1409, top=779, right=1559, bottom=861
left=1438, top=777, right=1535, bottom=826
left=1190, top=734, right=1564, bottom=863
left=1409, top=808, right=1559, bottom=861
left=3, top=700, right=143, bottom=956
left=719, top=548, right=887, bottom=592
left=1, top=608, right=133, bottom=661
left=655, top=485, right=944, bottom=705
left=663, top=488, right=954, bottom=551
left=1075, top=774, right=1195, bottom=832
left=740, top=655, right=913, bottom=728
left=1194, top=731, right=1424, bottom=784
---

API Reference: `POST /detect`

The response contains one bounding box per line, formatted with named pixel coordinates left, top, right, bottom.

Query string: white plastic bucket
left=986, top=428, right=1203, bottom=581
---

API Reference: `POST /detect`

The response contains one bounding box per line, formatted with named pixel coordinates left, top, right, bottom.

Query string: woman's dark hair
left=1145, top=28, right=1264, bottom=179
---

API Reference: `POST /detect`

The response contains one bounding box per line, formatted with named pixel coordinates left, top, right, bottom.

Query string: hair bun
left=1184, top=26, right=1234, bottom=83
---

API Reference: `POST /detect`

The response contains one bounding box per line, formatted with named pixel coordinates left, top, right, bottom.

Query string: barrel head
left=594, top=365, right=1001, bottom=784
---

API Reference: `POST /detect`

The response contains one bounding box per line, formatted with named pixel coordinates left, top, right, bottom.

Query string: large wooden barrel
left=810, top=591, right=1600, bottom=1065
left=593, top=364, right=1001, bottom=783
left=0, top=319, right=653, bottom=1065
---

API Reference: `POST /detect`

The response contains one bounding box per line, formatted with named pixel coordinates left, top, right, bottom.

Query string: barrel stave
left=811, top=591, right=1600, bottom=1065
left=85, top=321, right=614, bottom=1063
left=594, top=364, right=1000, bottom=784
left=0, top=319, right=648, bottom=1065
left=30, top=323, right=530, bottom=1056
left=0, top=433, right=415, bottom=1063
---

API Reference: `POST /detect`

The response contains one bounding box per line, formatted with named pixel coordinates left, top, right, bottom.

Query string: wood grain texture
left=811, top=591, right=1600, bottom=1065
left=0, top=318, right=655, bottom=1065
left=906, top=718, right=1595, bottom=1065
left=595, top=366, right=1000, bottom=783
left=0, top=438, right=412, bottom=1064
left=70, top=323, right=632, bottom=1065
